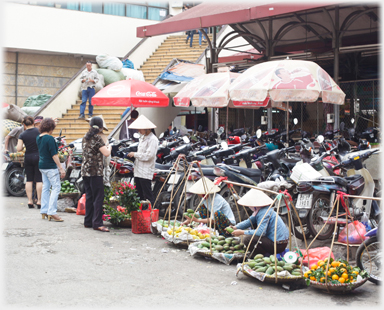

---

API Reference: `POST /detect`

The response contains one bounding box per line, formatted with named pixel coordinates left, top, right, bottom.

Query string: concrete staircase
left=52, top=101, right=127, bottom=142
left=139, top=34, right=210, bottom=83
left=53, top=34, right=209, bottom=142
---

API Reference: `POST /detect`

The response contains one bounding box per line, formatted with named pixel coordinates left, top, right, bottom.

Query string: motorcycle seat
left=200, top=168, right=215, bottom=176
left=155, top=163, right=173, bottom=170
left=319, top=176, right=348, bottom=187
left=231, top=166, right=262, bottom=178
left=192, top=163, right=215, bottom=168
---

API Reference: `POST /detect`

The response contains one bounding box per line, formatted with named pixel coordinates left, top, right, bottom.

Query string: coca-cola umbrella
left=229, top=58, right=346, bottom=142
left=92, top=79, right=169, bottom=107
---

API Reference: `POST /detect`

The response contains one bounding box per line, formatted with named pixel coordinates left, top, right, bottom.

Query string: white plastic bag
left=57, top=197, right=75, bottom=212
left=120, top=68, right=145, bottom=81
left=96, top=54, right=123, bottom=72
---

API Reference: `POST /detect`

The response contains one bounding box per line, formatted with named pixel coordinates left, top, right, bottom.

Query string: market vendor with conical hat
left=127, top=115, right=159, bottom=207
left=229, top=189, right=289, bottom=256
left=181, top=177, right=236, bottom=236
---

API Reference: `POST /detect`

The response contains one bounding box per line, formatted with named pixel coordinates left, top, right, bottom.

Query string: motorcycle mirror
left=221, top=141, right=228, bottom=150
left=241, top=134, right=247, bottom=140
left=256, top=129, right=262, bottom=139
left=316, top=135, right=324, bottom=143
left=59, top=129, right=62, bottom=137
left=351, top=118, right=355, bottom=124
left=198, top=125, right=203, bottom=132
left=217, top=127, right=224, bottom=135
left=183, top=136, right=190, bottom=144
left=133, top=132, right=140, bottom=139
left=159, top=132, right=164, bottom=139
left=293, top=118, right=298, bottom=125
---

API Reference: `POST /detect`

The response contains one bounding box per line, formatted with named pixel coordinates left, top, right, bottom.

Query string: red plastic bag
left=298, top=247, right=335, bottom=266
left=337, top=220, right=367, bottom=244
left=76, top=194, right=86, bottom=215
left=131, top=202, right=159, bottom=234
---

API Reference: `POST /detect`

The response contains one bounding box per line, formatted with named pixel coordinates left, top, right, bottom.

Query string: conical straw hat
left=188, top=177, right=220, bottom=195
left=237, top=189, right=273, bottom=208
left=86, top=114, right=108, bottom=131
left=128, top=115, right=157, bottom=129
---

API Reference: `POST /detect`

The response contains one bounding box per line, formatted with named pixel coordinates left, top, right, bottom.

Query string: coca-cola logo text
left=136, top=91, right=157, bottom=97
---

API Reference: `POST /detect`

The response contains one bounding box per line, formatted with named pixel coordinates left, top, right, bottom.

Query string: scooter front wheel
left=308, top=194, right=335, bottom=240
left=6, top=167, right=26, bottom=197
left=356, top=236, right=381, bottom=285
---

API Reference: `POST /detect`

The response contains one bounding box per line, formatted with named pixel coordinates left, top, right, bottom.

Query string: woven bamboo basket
left=196, top=250, right=246, bottom=262
left=241, top=264, right=304, bottom=284
left=58, top=192, right=80, bottom=199
left=309, top=278, right=368, bottom=294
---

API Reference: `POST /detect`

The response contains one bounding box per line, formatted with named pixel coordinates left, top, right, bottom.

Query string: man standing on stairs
left=78, top=61, right=99, bottom=119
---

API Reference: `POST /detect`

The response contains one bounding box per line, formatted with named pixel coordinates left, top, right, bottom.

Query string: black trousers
left=134, top=177, right=154, bottom=208
left=83, top=176, right=104, bottom=229
left=243, top=235, right=288, bottom=258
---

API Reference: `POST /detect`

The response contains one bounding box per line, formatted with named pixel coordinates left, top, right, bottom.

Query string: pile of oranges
left=303, top=258, right=367, bottom=284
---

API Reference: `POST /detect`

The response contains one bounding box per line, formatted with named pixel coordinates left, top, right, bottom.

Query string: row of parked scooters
left=104, top=118, right=381, bottom=241
left=5, top=118, right=379, bottom=243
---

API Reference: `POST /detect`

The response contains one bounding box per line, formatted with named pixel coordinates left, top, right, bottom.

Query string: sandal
left=28, top=204, right=34, bottom=209
left=84, top=225, right=92, bottom=228
left=93, top=226, right=109, bottom=232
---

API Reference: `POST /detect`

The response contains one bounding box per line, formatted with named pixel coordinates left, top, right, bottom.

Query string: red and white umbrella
left=229, top=59, right=345, bottom=105
left=92, top=79, right=169, bottom=107
left=173, top=72, right=242, bottom=108
left=229, top=58, right=345, bottom=142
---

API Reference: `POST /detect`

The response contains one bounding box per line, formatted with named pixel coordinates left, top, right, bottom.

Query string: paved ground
left=2, top=195, right=383, bottom=309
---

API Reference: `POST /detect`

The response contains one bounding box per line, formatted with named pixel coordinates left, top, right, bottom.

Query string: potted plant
left=103, top=181, right=140, bottom=227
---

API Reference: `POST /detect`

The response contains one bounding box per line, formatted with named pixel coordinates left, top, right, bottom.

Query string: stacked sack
left=96, top=54, right=125, bottom=86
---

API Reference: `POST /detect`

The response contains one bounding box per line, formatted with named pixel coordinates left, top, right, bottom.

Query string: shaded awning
left=137, top=2, right=379, bottom=57
left=137, top=2, right=340, bottom=38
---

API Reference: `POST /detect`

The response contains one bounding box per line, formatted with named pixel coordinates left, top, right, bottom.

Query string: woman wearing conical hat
left=181, top=177, right=236, bottom=236
left=127, top=115, right=159, bottom=207
left=228, top=189, right=289, bottom=257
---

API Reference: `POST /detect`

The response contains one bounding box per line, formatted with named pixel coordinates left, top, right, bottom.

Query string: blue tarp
left=158, top=72, right=194, bottom=83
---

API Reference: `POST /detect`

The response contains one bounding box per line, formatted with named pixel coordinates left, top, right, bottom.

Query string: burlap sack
left=5, top=104, right=27, bottom=123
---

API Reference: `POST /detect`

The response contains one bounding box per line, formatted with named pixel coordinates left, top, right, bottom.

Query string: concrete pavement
left=3, top=195, right=382, bottom=308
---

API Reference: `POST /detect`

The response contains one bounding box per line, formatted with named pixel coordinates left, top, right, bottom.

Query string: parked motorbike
left=297, top=148, right=380, bottom=240
left=2, top=152, right=25, bottom=197
left=356, top=224, right=381, bottom=284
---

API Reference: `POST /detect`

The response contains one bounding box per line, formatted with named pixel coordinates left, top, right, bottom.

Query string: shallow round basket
left=241, top=266, right=304, bottom=284
left=58, top=192, right=80, bottom=199
left=170, top=240, right=197, bottom=248
left=309, top=278, right=368, bottom=294
left=196, top=251, right=246, bottom=260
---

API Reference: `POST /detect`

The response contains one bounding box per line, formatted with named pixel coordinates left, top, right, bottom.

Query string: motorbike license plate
left=168, top=173, right=180, bottom=184
left=70, top=169, right=80, bottom=179
left=2, top=163, right=8, bottom=171
left=296, top=194, right=313, bottom=209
